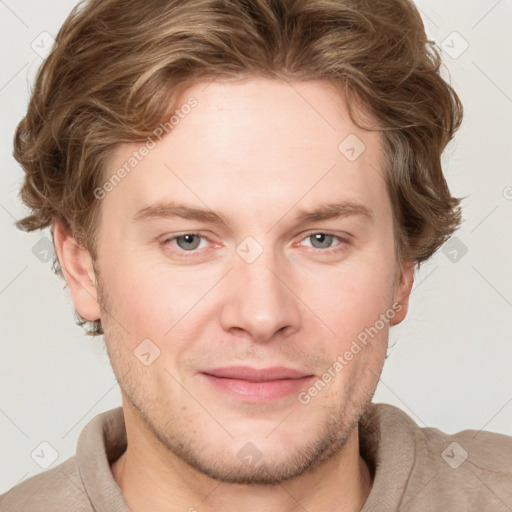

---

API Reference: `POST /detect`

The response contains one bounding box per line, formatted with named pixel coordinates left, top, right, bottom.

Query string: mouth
left=198, top=366, right=315, bottom=402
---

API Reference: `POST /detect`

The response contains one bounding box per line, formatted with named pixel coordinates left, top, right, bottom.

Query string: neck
left=111, top=402, right=373, bottom=512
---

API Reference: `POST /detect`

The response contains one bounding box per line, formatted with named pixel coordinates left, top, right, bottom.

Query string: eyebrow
left=133, top=200, right=373, bottom=228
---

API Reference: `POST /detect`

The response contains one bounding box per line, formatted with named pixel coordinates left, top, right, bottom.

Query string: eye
left=160, top=231, right=349, bottom=258
left=162, top=232, right=210, bottom=255
left=298, top=232, right=349, bottom=253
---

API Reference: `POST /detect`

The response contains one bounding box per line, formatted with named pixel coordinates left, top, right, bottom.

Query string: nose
left=218, top=246, right=302, bottom=343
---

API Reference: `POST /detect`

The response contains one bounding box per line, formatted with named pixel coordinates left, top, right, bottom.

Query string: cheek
left=310, top=264, right=393, bottom=398
left=299, top=256, right=396, bottom=341
left=103, top=257, right=215, bottom=341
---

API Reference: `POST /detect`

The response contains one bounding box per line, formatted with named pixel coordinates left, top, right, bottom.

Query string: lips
left=201, top=365, right=312, bottom=381
left=199, top=365, right=315, bottom=402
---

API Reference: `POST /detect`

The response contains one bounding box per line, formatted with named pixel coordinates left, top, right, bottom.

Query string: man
left=2, top=0, right=511, bottom=511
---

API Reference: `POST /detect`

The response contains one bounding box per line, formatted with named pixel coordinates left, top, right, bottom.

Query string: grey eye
left=175, top=234, right=202, bottom=250
left=309, top=233, right=335, bottom=249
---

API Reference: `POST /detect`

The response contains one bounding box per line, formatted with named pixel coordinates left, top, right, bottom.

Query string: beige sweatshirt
left=1, top=403, right=511, bottom=511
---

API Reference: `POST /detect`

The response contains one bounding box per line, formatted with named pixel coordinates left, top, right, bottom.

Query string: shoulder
left=374, top=403, right=512, bottom=511
left=419, top=422, right=512, bottom=508
left=420, top=421, right=512, bottom=473
left=0, top=407, right=126, bottom=512
left=0, top=456, right=94, bottom=512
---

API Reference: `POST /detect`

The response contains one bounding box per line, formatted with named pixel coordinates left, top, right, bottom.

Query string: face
left=63, top=77, right=414, bottom=484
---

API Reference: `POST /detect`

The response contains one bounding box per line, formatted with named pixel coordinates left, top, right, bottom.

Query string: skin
left=54, top=77, right=415, bottom=512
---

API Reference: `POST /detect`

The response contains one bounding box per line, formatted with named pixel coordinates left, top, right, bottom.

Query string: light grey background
left=1, top=0, right=511, bottom=493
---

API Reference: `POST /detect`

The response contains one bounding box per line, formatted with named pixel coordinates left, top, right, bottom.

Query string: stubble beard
left=97, top=269, right=381, bottom=486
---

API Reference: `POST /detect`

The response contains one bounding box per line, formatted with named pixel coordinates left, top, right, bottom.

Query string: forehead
left=103, top=77, right=388, bottom=227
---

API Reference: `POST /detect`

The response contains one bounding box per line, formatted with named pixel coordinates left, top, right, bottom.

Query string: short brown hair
left=14, top=0, right=463, bottom=336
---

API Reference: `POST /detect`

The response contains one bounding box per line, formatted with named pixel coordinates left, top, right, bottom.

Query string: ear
left=389, top=259, right=416, bottom=326
left=52, top=219, right=101, bottom=322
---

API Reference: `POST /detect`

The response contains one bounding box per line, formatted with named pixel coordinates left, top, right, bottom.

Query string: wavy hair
left=14, top=0, right=463, bottom=335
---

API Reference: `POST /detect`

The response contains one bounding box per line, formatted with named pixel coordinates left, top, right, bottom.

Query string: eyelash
left=161, top=231, right=349, bottom=258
